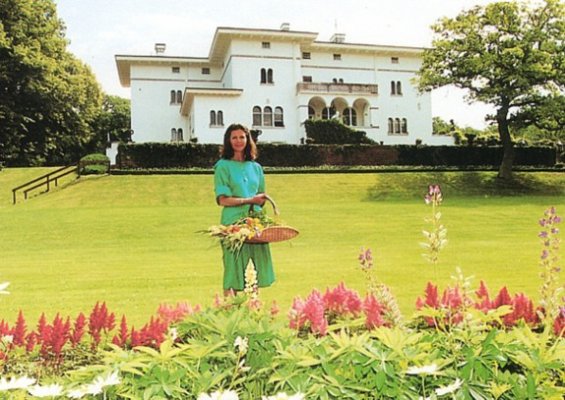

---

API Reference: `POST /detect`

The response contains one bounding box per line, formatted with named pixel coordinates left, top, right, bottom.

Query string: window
left=170, top=90, right=176, bottom=104
left=210, top=110, right=224, bottom=126
left=172, top=67, right=180, bottom=73
left=388, top=118, right=393, bottom=134
left=176, top=90, right=182, bottom=104
left=391, top=57, right=399, bottom=64
left=253, top=106, right=262, bottom=126
left=262, top=41, right=271, bottom=49
left=338, top=78, right=344, bottom=83
left=401, top=118, right=408, bottom=133
left=177, top=128, right=184, bottom=142
left=394, top=118, right=401, bottom=134
left=302, top=52, right=311, bottom=59
left=274, top=107, right=284, bottom=127
left=210, top=110, right=216, bottom=126
left=202, top=67, right=210, bottom=75
left=267, top=68, right=273, bottom=84
left=332, top=78, right=338, bottom=83
left=343, top=108, right=357, bottom=126
left=263, top=106, right=273, bottom=126
left=322, top=107, right=335, bottom=120
left=171, top=128, right=177, bottom=142
left=308, top=106, right=315, bottom=120
left=302, top=76, right=312, bottom=82
left=333, top=53, right=341, bottom=60
left=391, top=81, right=402, bottom=95
left=217, top=111, right=224, bottom=126
left=260, top=68, right=267, bottom=84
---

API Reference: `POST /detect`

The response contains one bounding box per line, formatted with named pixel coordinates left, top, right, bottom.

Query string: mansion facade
left=114, top=24, right=453, bottom=147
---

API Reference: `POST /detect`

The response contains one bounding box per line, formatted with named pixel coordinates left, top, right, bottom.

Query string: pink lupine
left=503, top=293, right=539, bottom=327
left=323, top=282, right=363, bottom=319
left=363, top=295, right=385, bottom=329
left=270, top=300, right=280, bottom=318
left=554, top=307, right=565, bottom=336
left=157, top=302, right=201, bottom=325
left=474, top=281, right=492, bottom=313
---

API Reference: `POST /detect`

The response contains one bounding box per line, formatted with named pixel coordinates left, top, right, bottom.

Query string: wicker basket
left=245, top=195, right=299, bottom=244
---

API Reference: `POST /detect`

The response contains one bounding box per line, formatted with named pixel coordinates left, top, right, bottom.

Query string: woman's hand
left=249, top=193, right=268, bottom=206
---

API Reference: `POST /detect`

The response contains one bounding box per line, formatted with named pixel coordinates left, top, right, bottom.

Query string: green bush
left=305, top=119, right=375, bottom=144
left=79, top=153, right=110, bottom=175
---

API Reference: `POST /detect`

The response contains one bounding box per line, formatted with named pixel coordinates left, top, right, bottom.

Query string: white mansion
left=115, top=24, right=453, bottom=146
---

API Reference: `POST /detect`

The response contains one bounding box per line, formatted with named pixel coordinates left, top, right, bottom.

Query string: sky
left=54, top=0, right=498, bottom=129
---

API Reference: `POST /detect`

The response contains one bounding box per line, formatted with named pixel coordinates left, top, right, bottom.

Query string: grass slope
left=0, top=169, right=563, bottom=325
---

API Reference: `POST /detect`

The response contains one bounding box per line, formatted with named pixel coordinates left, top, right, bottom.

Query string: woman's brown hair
left=220, top=123, right=258, bottom=160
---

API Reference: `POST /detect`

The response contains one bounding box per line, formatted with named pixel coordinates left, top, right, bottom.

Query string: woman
left=214, top=123, right=275, bottom=296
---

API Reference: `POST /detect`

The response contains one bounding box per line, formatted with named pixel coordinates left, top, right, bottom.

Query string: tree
left=417, top=0, right=564, bottom=179
left=89, top=95, right=131, bottom=153
left=0, top=0, right=103, bottom=166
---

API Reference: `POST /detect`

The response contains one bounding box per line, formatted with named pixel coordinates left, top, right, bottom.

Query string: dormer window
left=262, top=42, right=271, bottom=49
left=302, top=52, right=311, bottom=59
left=172, top=67, right=180, bottom=73
left=391, top=57, right=399, bottom=64
left=202, top=67, right=210, bottom=75
left=333, top=54, right=341, bottom=61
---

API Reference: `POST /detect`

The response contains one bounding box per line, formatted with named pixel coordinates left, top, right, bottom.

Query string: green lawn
left=0, top=168, right=563, bottom=325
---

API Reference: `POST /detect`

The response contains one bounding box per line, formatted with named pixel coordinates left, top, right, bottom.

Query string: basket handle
left=249, top=194, right=279, bottom=216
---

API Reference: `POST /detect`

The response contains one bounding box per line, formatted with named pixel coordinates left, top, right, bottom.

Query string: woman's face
left=230, top=129, right=247, bottom=154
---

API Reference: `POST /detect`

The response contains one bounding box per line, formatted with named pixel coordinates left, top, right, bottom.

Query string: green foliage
left=418, top=0, right=565, bottom=178
left=79, top=153, right=109, bottom=175
left=0, top=0, right=103, bottom=166
left=304, top=119, right=375, bottom=144
left=89, top=95, right=131, bottom=153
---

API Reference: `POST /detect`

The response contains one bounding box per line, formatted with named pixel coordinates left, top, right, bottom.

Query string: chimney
left=330, top=33, right=345, bottom=43
left=154, top=43, right=166, bottom=55
left=280, top=22, right=290, bottom=31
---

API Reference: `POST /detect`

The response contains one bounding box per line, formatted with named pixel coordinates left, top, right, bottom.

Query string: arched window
left=263, top=106, right=273, bottom=126
left=396, top=82, right=402, bottom=95
left=170, top=90, right=176, bottom=103
left=260, top=68, right=267, bottom=84
left=308, top=106, right=316, bottom=120
left=176, top=90, right=183, bottom=103
left=267, top=68, right=273, bottom=84
left=252, top=106, right=262, bottom=126
left=332, top=78, right=338, bottom=83
left=171, top=128, right=177, bottom=142
left=338, top=78, right=344, bottom=83
left=177, top=128, right=184, bottom=142
left=343, top=108, right=357, bottom=126
left=401, top=118, right=408, bottom=133
left=210, top=110, right=216, bottom=126
left=322, top=107, right=335, bottom=120
left=390, top=81, right=396, bottom=95
left=274, top=107, right=284, bottom=127
left=388, top=118, right=393, bottom=134
left=394, top=118, right=401, bottom=134
left=217, top=111, right=224, bottom=126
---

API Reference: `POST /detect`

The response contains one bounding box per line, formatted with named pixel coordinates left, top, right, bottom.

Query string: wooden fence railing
left=12, top=164, right=78, bottom=204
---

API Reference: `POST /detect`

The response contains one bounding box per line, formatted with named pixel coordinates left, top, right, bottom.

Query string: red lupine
left=70, top=313, right=86, bottom=348
left=475, top=280, right=492, bottom=313
left=416, top=282, right=440, bottom=309
left=13, top=311, right=27, bottom=346
left=112, top=315, right=129, bottom=347
left=554, top=307, right=565, bottom=336
left=323, top=282, right=363, bottom=319
left=493, top=287, right=512, bottom=308
left=130, top=317, right=168, bottom=348
left=503, top=293, right=539, bottom=327
left=25, top=332, right=37, bottom=352
left=0, top=319, right=11, bottom=336
left=289, top=290, right=329, bottom=335
left=364, top=294, right=385, bottom=329
left=88, top=302, right=116, bottom=348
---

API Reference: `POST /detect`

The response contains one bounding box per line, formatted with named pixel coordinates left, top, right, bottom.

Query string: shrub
left=79, top=153, right=110, bottom=175
left=305, top=119, right=375, bottom=144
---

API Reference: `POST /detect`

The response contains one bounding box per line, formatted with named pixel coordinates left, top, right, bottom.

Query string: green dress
left=214, top=158, right=275, bottom=290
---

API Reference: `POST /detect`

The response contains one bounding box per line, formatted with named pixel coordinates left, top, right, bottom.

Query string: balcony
left=297, top=82, right=378, bottom=95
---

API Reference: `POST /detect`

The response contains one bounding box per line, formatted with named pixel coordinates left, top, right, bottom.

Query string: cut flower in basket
left=205, top=196, right=299, bottom=253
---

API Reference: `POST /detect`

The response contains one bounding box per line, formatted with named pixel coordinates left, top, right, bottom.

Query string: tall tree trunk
left=497, top=105, right=514, bottom=180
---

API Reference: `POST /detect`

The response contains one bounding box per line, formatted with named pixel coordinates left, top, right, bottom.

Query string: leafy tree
left=417, top=0, right=564, bottom=179
left=0, top=0, right=103, bottom=166
left=88, top=95, right=131, bottom=153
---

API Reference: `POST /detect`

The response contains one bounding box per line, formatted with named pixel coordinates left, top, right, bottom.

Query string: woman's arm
left=217, top=193, right=267, bottom=207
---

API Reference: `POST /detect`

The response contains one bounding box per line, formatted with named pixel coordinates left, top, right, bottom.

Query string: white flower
left=198, top=390, right=239, bottom=400
left=0, top=282, right=9, bottom=295
left=85, top=370, right=121, bottom=394
left=67, top=388, right=87, bottom=399
left=0, top=375, right=36, bottom=391
left=169, top=327, right=179, bottom=341
left=27, top=383, right=63, bottom=397
left=435, top=378, right=463, bottom=396
left=262, top=393, right=306, bottom=400
left=234, top=336, right=249, bottom=354
left=1, top=334, right=14, bottom=344
left=406, top=363, right=439, bottom=375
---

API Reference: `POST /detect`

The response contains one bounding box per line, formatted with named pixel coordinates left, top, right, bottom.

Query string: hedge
left=116, top=143, right=557, bottom=169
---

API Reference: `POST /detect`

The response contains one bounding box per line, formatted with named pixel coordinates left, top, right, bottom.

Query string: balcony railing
left=297, top=82, right=378, bottom=95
